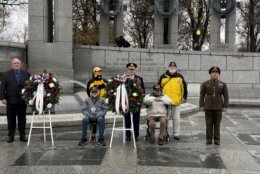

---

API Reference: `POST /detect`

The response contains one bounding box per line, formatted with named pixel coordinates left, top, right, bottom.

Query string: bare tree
left=179, top=0, right=211, bottom=50
left=125, top=0, right=154, bottom=48
left=237, top=0, right=260, bottom=52
left=72, top=0, right=100, bottom=45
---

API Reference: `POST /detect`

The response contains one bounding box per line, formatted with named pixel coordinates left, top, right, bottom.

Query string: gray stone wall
left=0, top=42, right=26, bottom=74
left=74, top=45, right=260, bottom=98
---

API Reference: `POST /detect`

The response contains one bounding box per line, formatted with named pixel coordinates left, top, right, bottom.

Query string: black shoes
left=206, top=141, right=212, bottom=145
left=20, top=136, right=28, bottom=142
left=98, top=138, right=106, bottom=146
left=174, top=136, right=180, bottom=140
left=7, top=137, right=14, bottom=143
left=214, top=141, right=220, bottom=145
left=78, top=138, right=88, bottom=146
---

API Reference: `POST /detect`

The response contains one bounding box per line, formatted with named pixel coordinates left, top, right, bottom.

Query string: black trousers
left=205, top=110, right=222, bottom=142
left=6, top=103, right=27, bottom=137
left=125, top=109, right=141, bottom=139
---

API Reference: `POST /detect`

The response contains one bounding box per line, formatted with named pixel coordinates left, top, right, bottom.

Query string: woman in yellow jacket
left=158, top=62, right=188, bottom=140
left=86, top=67, right=107, bottom=140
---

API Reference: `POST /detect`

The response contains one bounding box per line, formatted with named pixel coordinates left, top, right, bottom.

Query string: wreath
left=155, top=0, right=177, bottom=17
left=21, top=71, right=62, bottom=114
left=212, top=0, right=236, bottom=18
left=100, top=0, right=123, bottom=17
left=104, top=75, right=144, bottom=115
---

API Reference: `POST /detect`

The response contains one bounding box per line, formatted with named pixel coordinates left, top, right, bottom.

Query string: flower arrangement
left=21, top=71, right=62, bottom=113
left=104, top=75, right=144, bottom=115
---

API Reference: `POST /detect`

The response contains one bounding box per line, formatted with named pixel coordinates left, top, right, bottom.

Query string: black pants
left=205, top=110, right=222, bottom=142
left=6, top=103, right=27, bottom=137
left=125, top=109, right=140, bottom=139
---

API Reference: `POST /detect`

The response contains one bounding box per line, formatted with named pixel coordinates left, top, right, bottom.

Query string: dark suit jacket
left=199, top=79, right=229, bottom=110
left=0, top=69, right=30, bottom=104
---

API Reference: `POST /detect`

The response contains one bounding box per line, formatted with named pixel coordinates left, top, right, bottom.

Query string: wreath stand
left=27, top=110, right=54, bottom=146
left=109, top=112, right=136, bottom=148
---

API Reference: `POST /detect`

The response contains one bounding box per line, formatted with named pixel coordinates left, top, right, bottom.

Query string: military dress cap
left=168, top=62, right=177, bottom=67
left=90, top=85, right=99, bottom=92
left=209, top=66, right=221, bottom=74
left=93, top=66, right=102, bottom=73
left=126, top=63, right=137, bottom=70
left=153, top=84, right=162, bottom=91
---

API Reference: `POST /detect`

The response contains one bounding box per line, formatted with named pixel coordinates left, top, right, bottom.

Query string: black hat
left=209, top=66, right=221, bottom=74
left=90, top=86, right=99, bottom=92
left=153, top=84, right=161, bottom=91
left=168, top=62, right=177, bottom=67
left=126, top=63, right=137, bottom=70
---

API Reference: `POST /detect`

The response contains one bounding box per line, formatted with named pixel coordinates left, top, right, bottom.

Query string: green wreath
left=155, top=0, right=177, bottom=16
left=212, top=0, right=236, bottom=18
left=100, top=0, right=122, bottom=17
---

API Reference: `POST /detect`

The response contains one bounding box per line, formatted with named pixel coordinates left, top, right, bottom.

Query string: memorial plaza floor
left=1, top=107, right=260, bottom=174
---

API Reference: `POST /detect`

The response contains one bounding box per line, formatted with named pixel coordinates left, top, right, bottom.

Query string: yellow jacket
left=158, top=71, right=187, bottom=106
left=87, top=78, right=107, bottom=98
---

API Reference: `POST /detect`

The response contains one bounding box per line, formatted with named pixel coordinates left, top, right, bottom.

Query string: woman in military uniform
left=199, top=66, right=229, bottom=145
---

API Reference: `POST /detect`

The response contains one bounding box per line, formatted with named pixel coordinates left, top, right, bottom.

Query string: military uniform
left=199, top=66, right=229, bottom=145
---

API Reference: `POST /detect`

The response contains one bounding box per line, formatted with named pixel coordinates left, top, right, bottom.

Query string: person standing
left=158, top=62, right=188, bottom=140
left=125, top=63, right=145, bottom=141
left=199, top=66, right=229, bottom=145
left=0, top=57, right=30, bottom=143
left=86, top=66, right=107, bottom=140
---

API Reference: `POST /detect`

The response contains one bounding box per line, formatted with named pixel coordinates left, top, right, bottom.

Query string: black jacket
left=0, top=69, right=30, bottom=104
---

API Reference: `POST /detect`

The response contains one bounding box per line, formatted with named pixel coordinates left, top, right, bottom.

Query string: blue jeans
left=81, top=115, right=105, bottom=139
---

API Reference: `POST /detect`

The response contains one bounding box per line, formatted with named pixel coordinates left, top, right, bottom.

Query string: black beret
left=209, top=66, right=221, bottom=74
left=168, top=62, right=177, bottom=67
left=126, top=63, right=137, bottom=70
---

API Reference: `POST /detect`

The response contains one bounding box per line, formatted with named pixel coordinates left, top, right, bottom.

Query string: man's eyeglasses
left=92, top=91, right=98, bottom=94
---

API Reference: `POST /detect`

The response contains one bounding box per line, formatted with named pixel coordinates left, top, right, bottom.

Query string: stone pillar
left=225, top=2, right=236, bottom=50
left=28, top=0, right=74, bottom=93
left=154, top=1, right=178, bottom=49
left=211, top=1, right=236, bottom=51
left=154, top=10, right=164, bottom=48
left=114, top=9, right=124, bottom=38
left=100, top=12, right=110, bottom=46
left=168, top=11, right=178, bottom=49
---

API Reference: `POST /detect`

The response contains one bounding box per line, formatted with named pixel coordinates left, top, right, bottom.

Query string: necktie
left=14, top=70, right=20, bottom=83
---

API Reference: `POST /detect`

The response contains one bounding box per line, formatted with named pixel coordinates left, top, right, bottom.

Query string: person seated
left=144, top=84, right=172, bottom=145
left=78, top=86, right=108, bottom=146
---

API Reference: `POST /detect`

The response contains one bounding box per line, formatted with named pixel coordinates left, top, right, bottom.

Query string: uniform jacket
left=144, top=93, right=172, bottom=117
left=199, top=79, right=229, bottom=110
left=81, top=97, right=108, bottom=117
left=86, top=78, right=107, bottom=98
left=158, top=70, right=188, bottom=106
left=0, top=69, right=30, bottom=104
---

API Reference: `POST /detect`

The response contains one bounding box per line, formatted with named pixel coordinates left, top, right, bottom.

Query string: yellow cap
left=93, top=66, right=102, bottom=73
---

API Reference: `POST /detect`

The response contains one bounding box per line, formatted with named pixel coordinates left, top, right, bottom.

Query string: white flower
left=133, top=83, right=136, bottom=86
left=47, top=93, right=51, bottom=97
left=21, top=89, right=26, bottom=94
left=49, top=83, right=55, bottom=88
left=105, top=98, right=109, bottom=104
left=29, top=100, right=33, bottom=105
left=47, top=103, right=52, bottom=109
left=52, top=77, right=57, bottom=82
left=111, top=90, right=113, bottom=92
left=108, top=79, right=113, bottom=82
left=33, top=92, right=36, bottom=95
left=29, top=76, right=32, bottom=80
left=133, top=93, right=138, bottom=97
left=113, top=92, right=117, bottom=96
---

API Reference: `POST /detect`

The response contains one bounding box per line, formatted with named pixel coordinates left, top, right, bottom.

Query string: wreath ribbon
left=115, top=83, right=129, bottom=114
left=34, top=83, right=45, bottom=115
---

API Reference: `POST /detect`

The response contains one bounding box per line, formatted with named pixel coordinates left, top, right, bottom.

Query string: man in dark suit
left=0, top=57, right=31, bottom=143
left=199, top=66, right=229, bottom=145
left=124, top=63, right=145, bottom=141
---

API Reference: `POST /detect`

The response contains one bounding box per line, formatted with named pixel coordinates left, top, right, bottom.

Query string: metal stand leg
left=27, top=111, right=35, bottom=146
left=43, top=113, right=46, bottom=142
left=130, top=113, right=136, bottom=148
left=49, top=110, right=54, bottom=146
left=109, top=115, right=117, bottom=148
left=123, top=116, right=125, bottom=144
